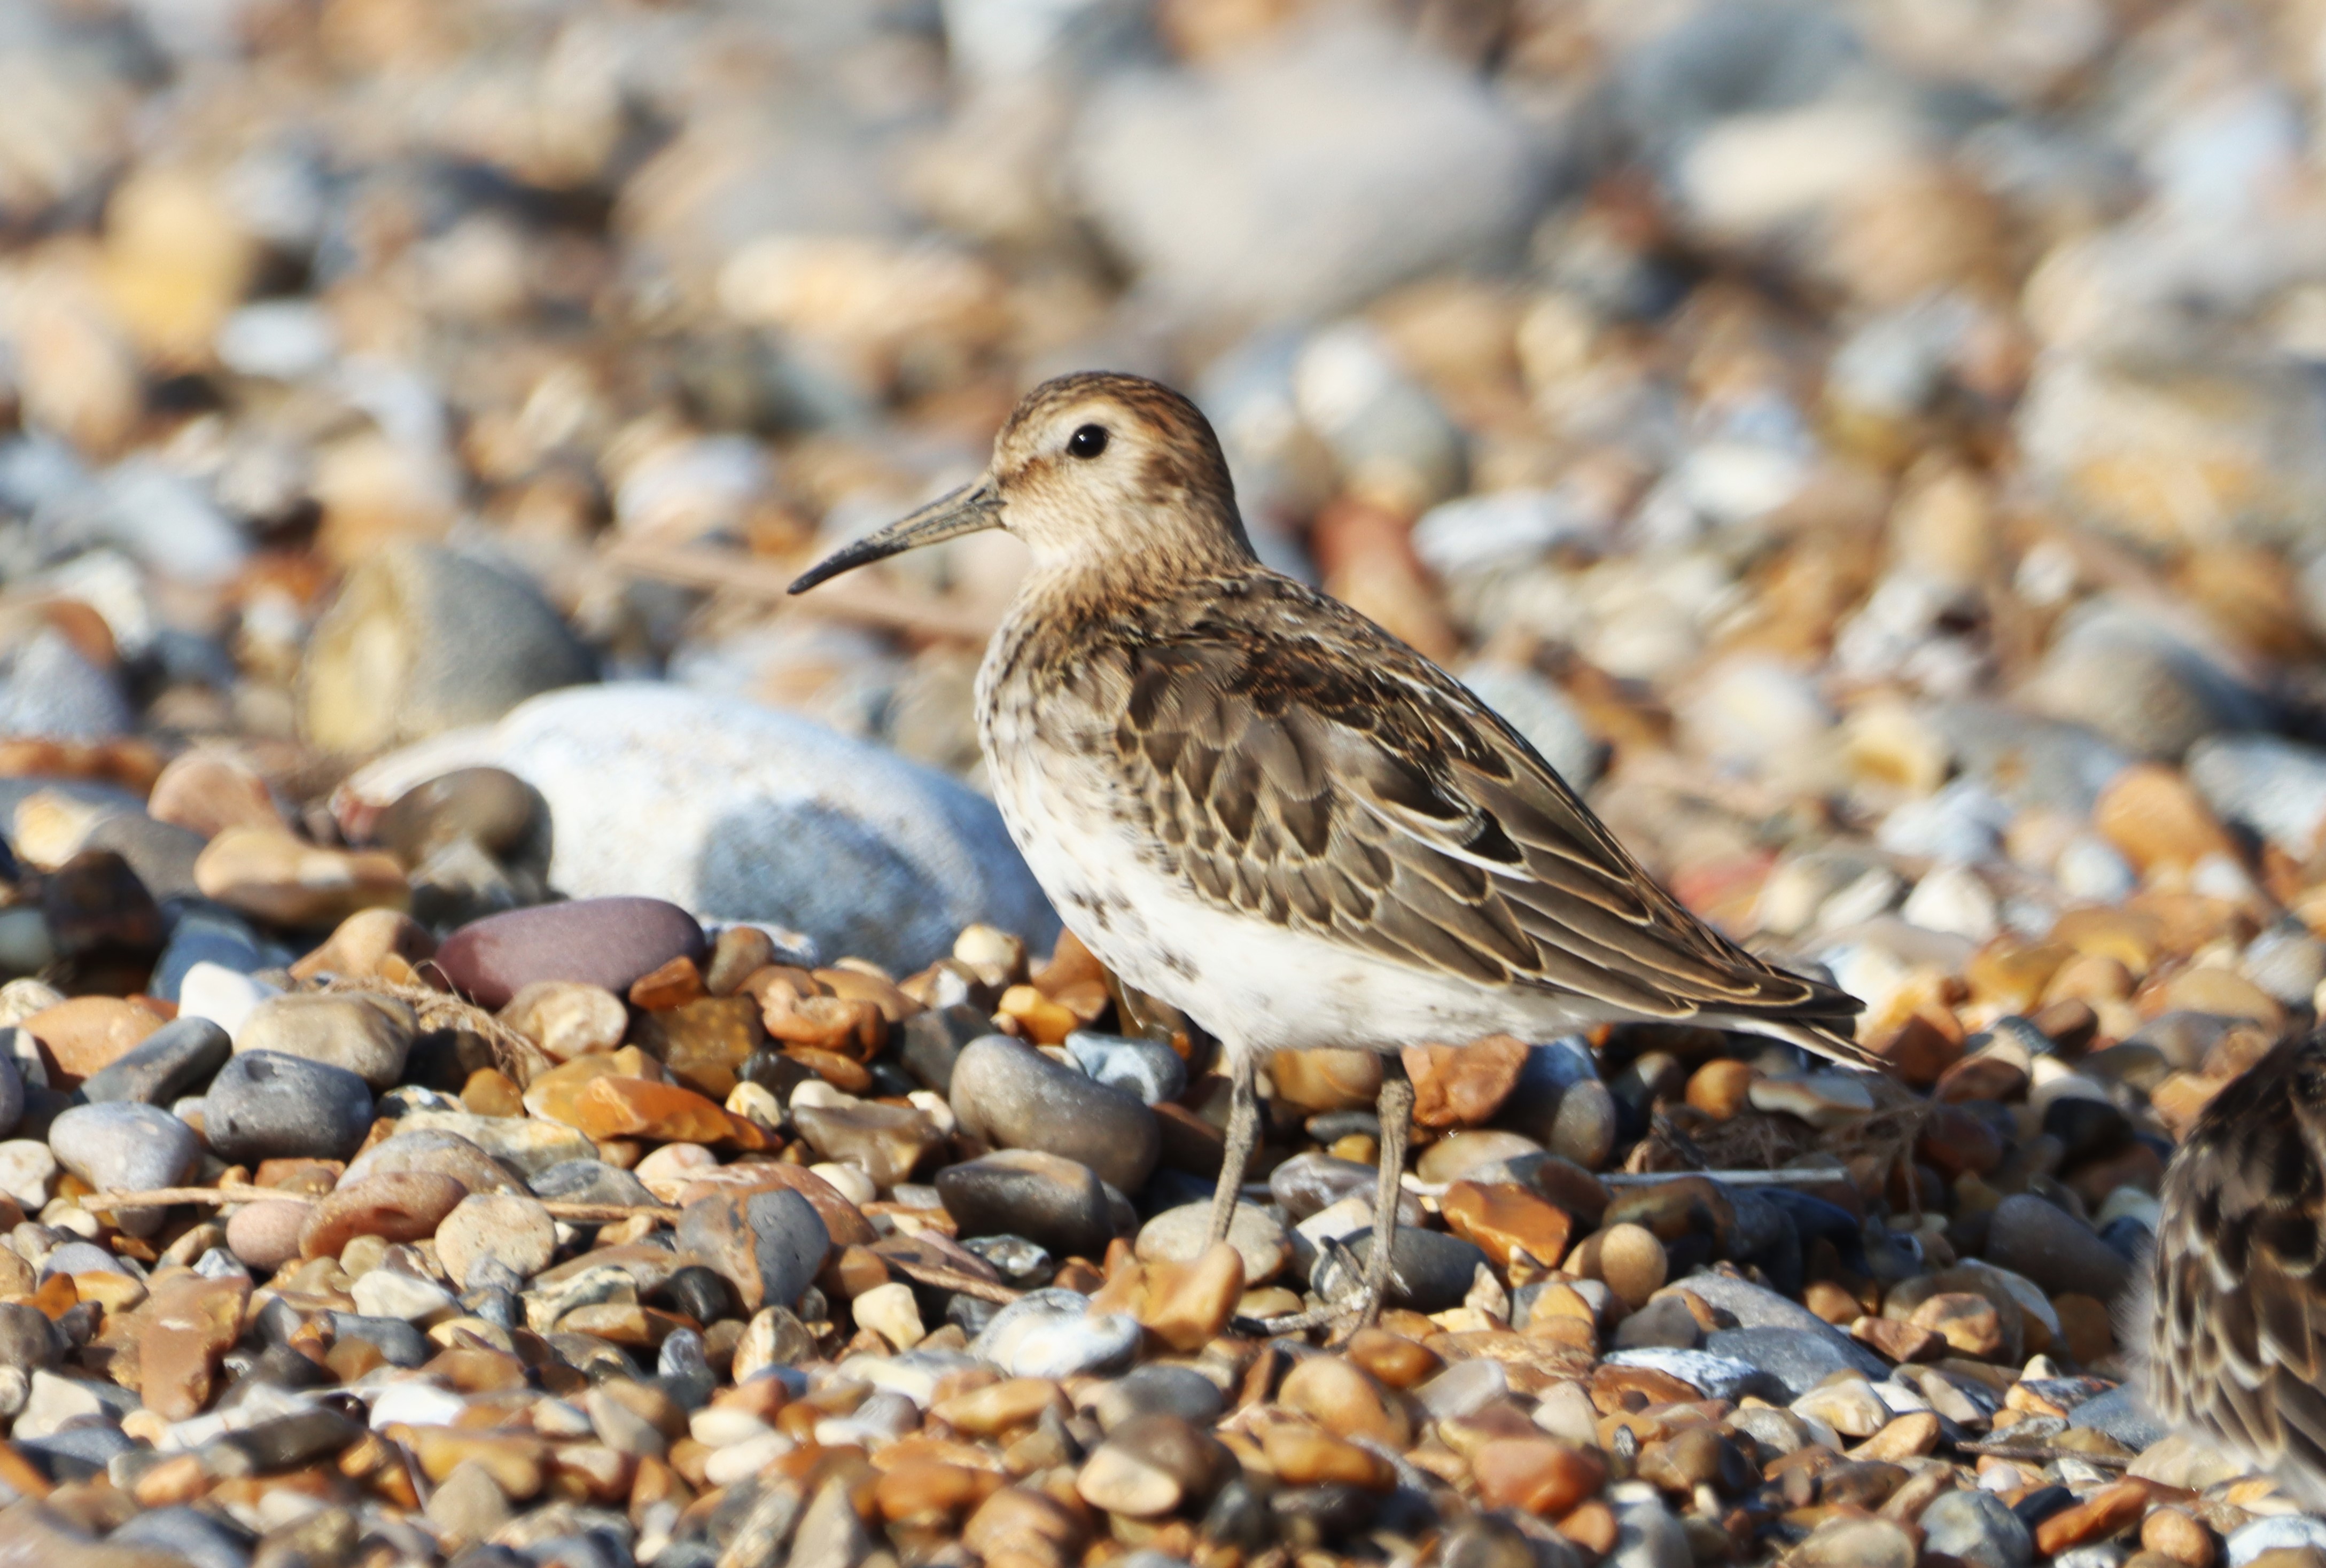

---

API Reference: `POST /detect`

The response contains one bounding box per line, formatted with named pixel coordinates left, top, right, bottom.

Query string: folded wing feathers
left=1107, top=586, right=1861, bottom=1036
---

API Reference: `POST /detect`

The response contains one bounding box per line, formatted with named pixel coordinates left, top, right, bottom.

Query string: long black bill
left=788, top=479, right=1003, bottom=595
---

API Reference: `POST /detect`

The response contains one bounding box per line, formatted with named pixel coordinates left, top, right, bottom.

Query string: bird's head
left=788, top=371, right=1256, bottom=596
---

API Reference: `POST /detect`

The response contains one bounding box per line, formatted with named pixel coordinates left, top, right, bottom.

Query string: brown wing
left=1103, top=575, right=1861, bottom=1037
left=2151, top=1034, right=2326, bottom=1507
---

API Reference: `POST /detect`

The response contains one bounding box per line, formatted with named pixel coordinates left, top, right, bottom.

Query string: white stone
left=339, top=684, right=1056, bottom=974
left=368, top=1380, right=471, bottom=1430
left=178, top=961, right=282, bottom=1042
left=1899, top=863, right=1999, bottom=942
left=703, top=1431, right=794, bottom=1487
left=351, top=1268, right=458, bottom=1322
left=810, top=1162, right=877, bottom=1207
left=852, top=1282, right=924, bottom=1351
left=14, top=1368, right=110, bottom=1440
left=689, top=1407, right=773, bottom=1447
left=1791, top=1377, right=1891, bottom=1438
left=0, top=1139, right=55, bottom=1209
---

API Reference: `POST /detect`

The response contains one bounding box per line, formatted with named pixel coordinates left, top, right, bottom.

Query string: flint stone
left=937, top=1149, right=1115, bottom=1260
left=48, top=1101, right=199, bottom=1206
left=340, top=1128, right=526, bottom=1196
left=390, top=1109, right=594, bottom=1175
left=79, top=1016, right=231, bottom=1104
left=301, top=541, right=595, bottom=754
left=233, top=993, right=415, bottom=1090
left=110, top=1507, right=256, bottom=1568
left=1065, top=1032, right=1187, bottom=1106
left=1984, top=1193, right=2131, bottom=1301
left=1315, top=1226, right=1488, bottom=1314
left=529, top=1159, right=658, bottom=1208
left=949, top=1033, right=1159, bottom=1191
left=203, top=1051, right=375, bottom=1162
left=974, top=1288, right=1141, bottom=1379
left=340, top=685, right=1057, bottom=976
left=678, top=1188, right=831, bottom=1312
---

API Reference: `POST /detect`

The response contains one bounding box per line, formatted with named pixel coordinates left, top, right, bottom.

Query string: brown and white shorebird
left=2147, top=1033, right=2326, bottom=1507
left=793, top=370, right=1874, bottom=1328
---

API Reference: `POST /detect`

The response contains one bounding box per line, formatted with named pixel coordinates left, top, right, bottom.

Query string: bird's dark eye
left=1067, top=424, right=1108, bottom=459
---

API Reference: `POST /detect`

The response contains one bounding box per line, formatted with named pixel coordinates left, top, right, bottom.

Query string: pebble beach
left=7, top=2, right=2326, bottom=1567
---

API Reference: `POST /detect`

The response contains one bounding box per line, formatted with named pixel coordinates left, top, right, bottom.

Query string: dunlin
left=2148, top=1033, right=2326, bottom=1507
left=794, top=371, right=1872, bottom=1329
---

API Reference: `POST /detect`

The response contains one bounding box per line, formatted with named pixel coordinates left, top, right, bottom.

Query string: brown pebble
left=2034, top=1479, right=2153, bottom=1556
left=298, top=1171, right=467, bottom=1260
left=932, top=1378, right=1067, bottom=1437
left=1575, top=1222, right=1666, bottom=1308
left=2055, top=1291, right=2116, bottom=1364
left=1279, top=1354, right=1410, bottom=1447
left=1684, top=1058, right=1755, bottom=1118
left=1343, top=1327, right=1442, bottom=1389
left=1848, top=1412, right=1940, bottom=1463
left=1256, top=1424, right=1395, bottom=1491
left=2141, top=1505, right=2216, bottom=1568
left=1468, top=1437, right=1606, bottom=1516
left=460, top=1067, right=524, bottom=1117
left=1908, top=1292, right=2005, bottom=1358
left=225, top=1198, right=313, bottom=1271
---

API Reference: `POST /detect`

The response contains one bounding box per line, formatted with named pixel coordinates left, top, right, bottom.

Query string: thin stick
left=86, top=1186, right=1023, bottom=1302
left=1955, top=1438, right=2131, bottom=1470
left=1599, top=1167, right=1852, bottom=1187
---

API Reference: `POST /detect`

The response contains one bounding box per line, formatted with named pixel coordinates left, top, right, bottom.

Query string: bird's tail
left=1715, top=1013, right=1885, bottom=1073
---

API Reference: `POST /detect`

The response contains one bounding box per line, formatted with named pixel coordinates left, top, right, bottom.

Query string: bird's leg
left=1356, top=1054, right=1414, bottom=1329
left=1208, top=1049, right=1260, bottom=1245
left=1261, top=1053, right=1415, bottom=1337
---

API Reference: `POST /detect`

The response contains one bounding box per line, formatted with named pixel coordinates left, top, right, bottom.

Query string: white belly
left=981, top=714, right=1597, bottom=1057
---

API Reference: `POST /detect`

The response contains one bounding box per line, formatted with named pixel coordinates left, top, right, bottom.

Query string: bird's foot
left=1243, top=1238, right=1386, bottom=1339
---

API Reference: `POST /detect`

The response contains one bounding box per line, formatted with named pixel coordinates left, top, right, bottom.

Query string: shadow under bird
left=792, top=370, right=1874, bottom=1329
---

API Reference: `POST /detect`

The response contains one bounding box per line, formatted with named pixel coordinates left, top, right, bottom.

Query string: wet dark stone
left=79, top=1015, right=231, bottom=1104
left=738, top=1048, right=816, bottom=1102
left=653, top=1264, right=738, bottom=1325
left=937, top=1150, right=1114, bottom=1260
left=219, top=1344, right=333, bottom=1405
left=530, top=1159, right=658, bottom=1208
left=111, top=1505, right=255, bottom=1568
left=231, top=1407, right=364, bottom=1472
left=1093, top=1363, right=1225, bottom=1432
left=946, top=1294, right=1001, bottom=1337
left=42, top=847, right=162, bottom=956
left=377, top=767, right=548, bottom=867
left=1271, top=1483, right=1376, bottom=1541
left=327, top=1312, right=431, bottom=1367
left=1318, top=1227, right=1488, bottom=1314
left=203, top=1050, right=374, bottom=1162
left=2041, top=1096, right=2132, bottom=1164
left=19, top=1424, right=134, bottom=1481
left=897, top=1003, right=989, bottom=1094
left=1203, top=1478, right=1275, bottom=1551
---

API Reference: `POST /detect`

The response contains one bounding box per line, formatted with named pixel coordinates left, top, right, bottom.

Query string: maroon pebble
left=434, top=896, right=707, bottom=1010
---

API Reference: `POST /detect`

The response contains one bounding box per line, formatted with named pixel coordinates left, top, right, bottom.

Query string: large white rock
left=343, top=684, right=1056, bottom=974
